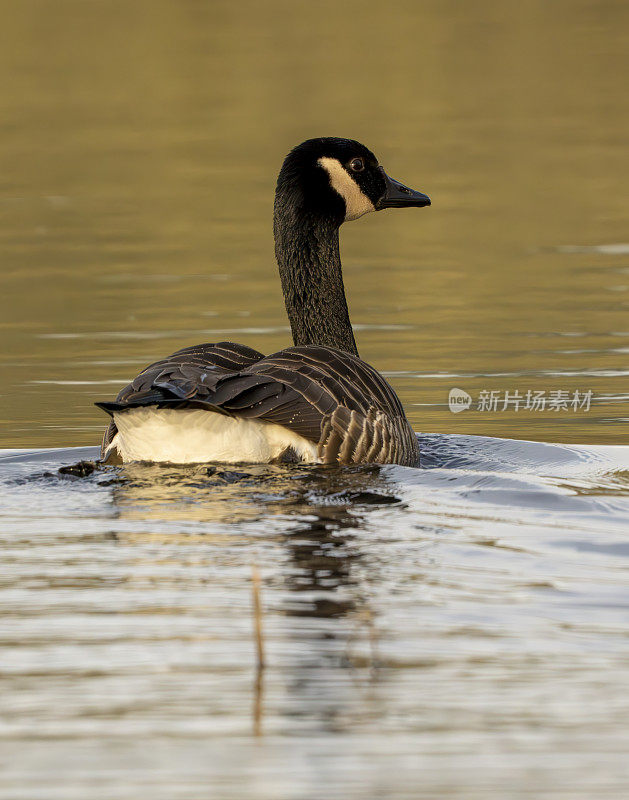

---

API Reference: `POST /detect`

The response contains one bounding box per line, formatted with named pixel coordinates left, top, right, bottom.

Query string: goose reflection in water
left=104, top=462, right=398, bottom=731
left=105, top=460, right=395, bottom=620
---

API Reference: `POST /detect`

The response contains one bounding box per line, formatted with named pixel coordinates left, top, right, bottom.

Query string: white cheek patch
left=318, top=156, right=376, bottom=221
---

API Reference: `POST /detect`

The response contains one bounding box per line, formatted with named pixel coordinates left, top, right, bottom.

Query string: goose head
left=275, top=137, right=430, bottom=225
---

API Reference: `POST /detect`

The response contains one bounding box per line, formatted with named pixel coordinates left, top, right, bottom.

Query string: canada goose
left=96, top=137, right=430, bottom=466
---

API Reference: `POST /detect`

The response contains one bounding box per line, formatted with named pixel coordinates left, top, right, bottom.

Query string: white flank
left=317, top=156, right=376, bottom=221
left=108, top=407, right=319, bottom=464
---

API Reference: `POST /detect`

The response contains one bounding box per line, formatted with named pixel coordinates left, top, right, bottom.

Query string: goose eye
left=349, top=157, right=364, bottom=173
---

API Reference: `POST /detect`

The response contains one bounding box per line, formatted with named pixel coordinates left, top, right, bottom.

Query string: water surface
left=1, top=0, right=628, bottom=447
left=2, top=437, right=629, bottom=798
left=1, top=0, right=628, bottom=797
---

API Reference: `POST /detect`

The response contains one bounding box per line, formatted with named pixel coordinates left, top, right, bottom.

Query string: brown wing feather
left=248, top=347, right=419, bottom=465
left=97, top=342, right=419, bottom=466
left=98, top=342, right=265, bottom=460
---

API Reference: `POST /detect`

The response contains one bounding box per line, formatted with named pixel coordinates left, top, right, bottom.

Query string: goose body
left=97, top=138, right=430, bottom=466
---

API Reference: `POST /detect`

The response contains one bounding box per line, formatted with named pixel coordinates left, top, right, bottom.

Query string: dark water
left=1, top=0, right=628, bottom=448
left=1, top=0, right=629, bottom=797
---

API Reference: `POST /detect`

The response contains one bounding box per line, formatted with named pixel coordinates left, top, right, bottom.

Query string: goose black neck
left=274, top=197, right=358, bottom=357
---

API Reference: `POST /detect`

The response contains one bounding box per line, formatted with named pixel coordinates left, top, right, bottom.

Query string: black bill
left=376, top=166, right=431, bottom=209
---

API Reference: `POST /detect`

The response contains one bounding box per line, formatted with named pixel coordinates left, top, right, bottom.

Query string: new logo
left=448, top=388, right=472, bottom=413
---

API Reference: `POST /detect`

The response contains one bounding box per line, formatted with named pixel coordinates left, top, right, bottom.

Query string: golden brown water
left=2, top=3, right=629, bottom=800
left=1, top=0, right=627, bottom=448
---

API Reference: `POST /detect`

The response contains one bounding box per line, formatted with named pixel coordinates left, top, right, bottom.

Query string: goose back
left=98, top=342, right=419, bottom=466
